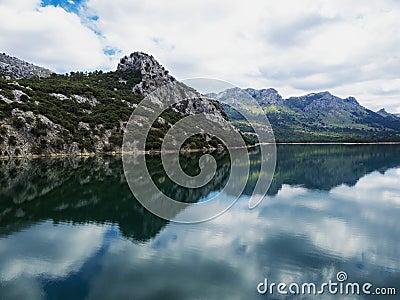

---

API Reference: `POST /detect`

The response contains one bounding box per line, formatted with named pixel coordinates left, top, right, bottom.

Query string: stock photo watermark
left=257, top=271, right=397, bottom=296
left=122, top=78, right=276, bottom=223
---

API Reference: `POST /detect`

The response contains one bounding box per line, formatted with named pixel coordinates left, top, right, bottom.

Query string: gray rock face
left=285, top=91, right=361, bottom=112
left=205, top=87, right=244, bottom=105
left=117, top=52, right=175, bottom=96
left=244, top=88, right=283, bottom=106
left=377, top=108, right=390, bottom=117
left=118, top=51, right=229, bottom=129
left=0, top=109, right=68, bottom=157
left=213, top=88, right=363, bottom=111
left=0, top=53, right=52, bottom=79
left=376, top=108, right=400, bottom=120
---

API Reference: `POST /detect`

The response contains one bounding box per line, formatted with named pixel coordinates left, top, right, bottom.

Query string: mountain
left=209, top=88, right=400, bottom=142
left=376, top=108, right=400, bottom=119
left=0, top=52, right=227, bottom=158
left=2, top=52, right=400, bottom=158
left=117, top=52, right=176, bottom=96
left=2, top=145, right=400, bottom=240
left=244, top=88, right=283, bottom=106
left=0, top=151, right=230, bottom=241
left=0, top=53, right=53, bottom=79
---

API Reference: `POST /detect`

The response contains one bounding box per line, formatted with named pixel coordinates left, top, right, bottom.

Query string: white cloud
left=85, top=169, right=400, bottom=299
left=0, top=221, right=106, bottom=281
left=1, top=0, right=400, bottom=111
left=83, top=0, right=400, bottom=112
left=0, top=0, right=41, bottom=12
left=0, top=0, right=111, bottom=72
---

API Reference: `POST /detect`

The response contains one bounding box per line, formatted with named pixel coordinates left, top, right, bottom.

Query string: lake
left=0, top=145, right=399, bottom=299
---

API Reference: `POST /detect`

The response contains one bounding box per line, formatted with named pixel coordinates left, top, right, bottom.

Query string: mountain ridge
left=1, top=52, right=400, bottom=158
left=0, top=52, right=227, bottom=158
left=208, top=87, right=400, bottom=142
left=0, top=53, right=53, bottom=80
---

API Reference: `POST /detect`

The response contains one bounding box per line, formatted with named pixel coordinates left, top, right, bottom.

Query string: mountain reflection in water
left=0, top=145, right=399, bottom=299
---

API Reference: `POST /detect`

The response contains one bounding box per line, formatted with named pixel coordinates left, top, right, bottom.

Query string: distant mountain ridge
left=0, top=53, right=53, bottom=79
left=208, top=88, right=400, bottom=142
left=1, top=52, right=400, bottom=158
left=244, top=88, right=283, bottom=106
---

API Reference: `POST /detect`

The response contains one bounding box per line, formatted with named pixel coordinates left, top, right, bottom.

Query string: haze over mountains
left=1, top=52, right=400, bottom=158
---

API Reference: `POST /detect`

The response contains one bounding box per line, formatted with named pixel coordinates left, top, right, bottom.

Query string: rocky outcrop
left=377, top=108, right=400, bottom=120
left=117, top=52, right=175, bottom=96
left=285, top=91, right=361, bottom=112
left=0, top=108, right=81, bottom=158
left=0, top=52, right=230, bottom=158
left=117, top=52, right=225, bottom=120
left=118, top=52, right=230, bottom=151
left=0, top=53, right=52, bottom=79
left=244, top=88, right=283, bottom=106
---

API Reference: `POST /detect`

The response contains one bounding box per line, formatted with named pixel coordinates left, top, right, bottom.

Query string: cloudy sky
left=0, top=0, right=399, bottom=112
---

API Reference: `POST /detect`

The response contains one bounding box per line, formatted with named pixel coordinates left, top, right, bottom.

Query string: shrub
left=81, top=137, right=95, bottom=152
left=25, top=116, right=34, bottom=124
left=31, top=120, right=47, bottom=137
left=0, top=126, right=7, bottom=135
left=8, top=135, right=17, bottom=146
left=109, top=132, right=123, bottom=146
left=20, top=94, right=30, bottom=102
left=12, top=117, right=25, bottom=129
left=103, top=144, right=114, bottom=152
left=51, top=138, right=64, bottom=150
left=31, top=145, right=43, bottom=155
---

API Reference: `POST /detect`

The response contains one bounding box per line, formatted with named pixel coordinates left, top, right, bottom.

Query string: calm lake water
left=0, top=145, right=400, bottom=299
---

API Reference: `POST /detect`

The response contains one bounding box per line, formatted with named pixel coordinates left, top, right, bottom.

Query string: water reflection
left=0, top=145, right=400, bottom=299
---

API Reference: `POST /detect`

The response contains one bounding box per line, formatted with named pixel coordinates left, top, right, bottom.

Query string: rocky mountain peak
left=287, top=91, right=363, bottom=111
left=376, top=108, right=400, bottom=119
left=0, top=53, right=53, bottom=80
left=345, top=96, right=359, bottom=105
left=117, top=52, right=175, bottom=96
left=378, top=108, right=387, bottom=114
left=244, top=87, right=283, bottom=106
left=305, top=91, right=333, bottom=99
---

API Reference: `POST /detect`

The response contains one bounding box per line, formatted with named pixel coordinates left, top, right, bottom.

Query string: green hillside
left=215, top=89, right=400, bottom=143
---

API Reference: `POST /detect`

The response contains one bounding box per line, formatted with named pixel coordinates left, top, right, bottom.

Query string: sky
left=0, top=0, right=399, bottom=112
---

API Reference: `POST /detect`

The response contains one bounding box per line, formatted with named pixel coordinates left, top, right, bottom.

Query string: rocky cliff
left=0, top=53, right=52, bottom=80
left=0, top=52, right=228, bottom=158
left=117, top=52, right=175, bottom=96
left=244, top=88, right=283, bottom=106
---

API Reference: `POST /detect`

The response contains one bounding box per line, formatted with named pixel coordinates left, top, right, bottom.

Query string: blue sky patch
left=41, top=0, right=101, bottom=38
left=41, top=0, right=86, bottom=13
left=103, top=48, right=119, bottom=56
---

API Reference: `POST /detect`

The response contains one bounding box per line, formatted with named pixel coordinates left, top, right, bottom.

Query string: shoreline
left=2, top=141, right=400, bottom=160
left=273, top=142, right=400, bottom=145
